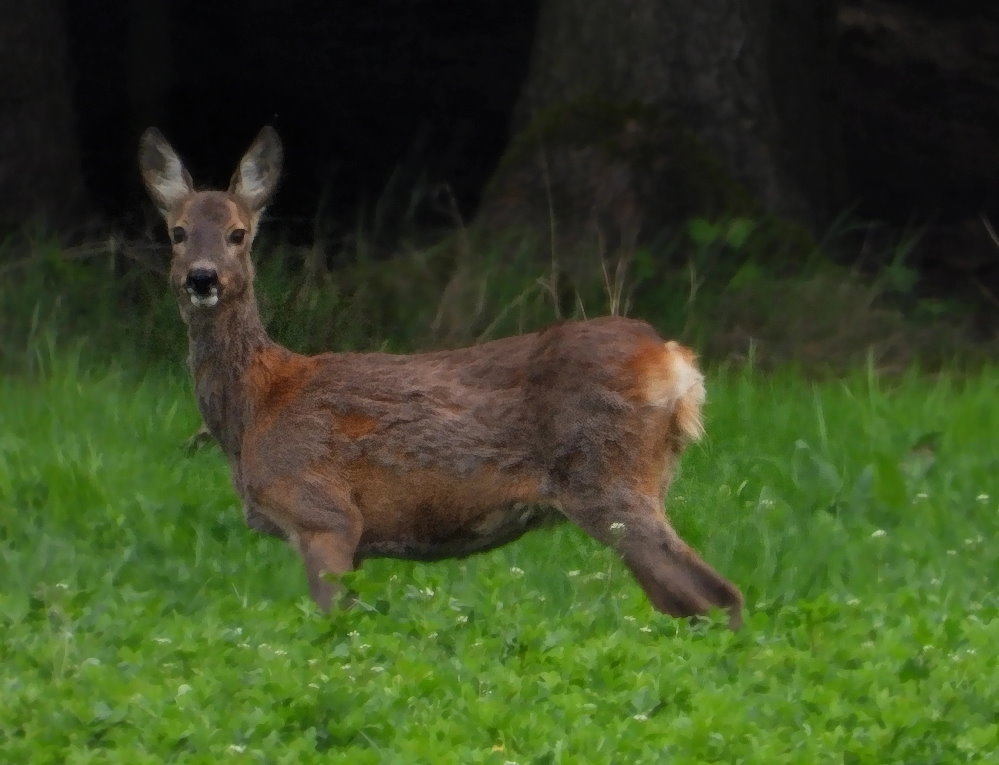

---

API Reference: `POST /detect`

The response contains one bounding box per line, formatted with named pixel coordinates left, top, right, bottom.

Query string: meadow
left=2, top=340, right=997, bottom=763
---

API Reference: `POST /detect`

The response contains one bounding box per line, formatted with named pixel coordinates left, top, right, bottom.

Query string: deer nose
left=185, top=267, right=219, bottom=297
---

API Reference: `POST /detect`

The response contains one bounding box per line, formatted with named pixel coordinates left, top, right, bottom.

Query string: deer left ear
left=229, top=126, right=283, bottom=213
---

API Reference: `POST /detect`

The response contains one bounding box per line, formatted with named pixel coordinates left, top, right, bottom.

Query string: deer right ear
left=139, top=128, right=194, bottom=215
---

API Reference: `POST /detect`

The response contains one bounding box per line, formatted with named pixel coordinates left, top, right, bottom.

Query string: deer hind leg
left=562, top=490, right=743, bottom=629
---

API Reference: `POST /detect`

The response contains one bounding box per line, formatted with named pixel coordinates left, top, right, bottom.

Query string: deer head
left=138, top=127, right=282, bottom=316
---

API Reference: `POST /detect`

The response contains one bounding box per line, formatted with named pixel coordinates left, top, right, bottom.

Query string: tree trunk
left=126, top=0, right=173, bottom=137
left=479, top=0, right=844, bottom=237
left=0, top=0, right=85, bottom=232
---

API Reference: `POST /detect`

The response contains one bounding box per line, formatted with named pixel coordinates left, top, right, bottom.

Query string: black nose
left=185, top=268, right=219, bottom=296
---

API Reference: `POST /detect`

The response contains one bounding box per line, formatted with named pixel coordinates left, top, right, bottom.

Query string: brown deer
left=138, top=126, right=744, bottom=629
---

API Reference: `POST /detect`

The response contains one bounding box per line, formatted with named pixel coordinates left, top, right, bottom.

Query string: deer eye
left=228, top=229, right=246, bottom=245
left=171, top=226, right=186, bottom=244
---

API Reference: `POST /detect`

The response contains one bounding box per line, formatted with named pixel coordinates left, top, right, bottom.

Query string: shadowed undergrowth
left=1, top=213, right=993, bottom=378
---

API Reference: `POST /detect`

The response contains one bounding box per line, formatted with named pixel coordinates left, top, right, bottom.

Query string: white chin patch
left=188, top=289, right=219, bottom=308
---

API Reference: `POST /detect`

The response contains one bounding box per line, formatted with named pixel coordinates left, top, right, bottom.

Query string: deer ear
left=138, top=128, right=194, bottom=215
left=229, top=126, right=283, bottom=213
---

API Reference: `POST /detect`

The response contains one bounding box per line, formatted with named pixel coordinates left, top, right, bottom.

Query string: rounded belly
left=356, top=502, right=561, bottom=561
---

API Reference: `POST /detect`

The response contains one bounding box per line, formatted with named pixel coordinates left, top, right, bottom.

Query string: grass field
left=2, top=345, right=998, bottom=763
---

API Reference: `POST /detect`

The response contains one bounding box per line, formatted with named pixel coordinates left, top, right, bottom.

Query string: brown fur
left=139, top=126, right=744, bottom=629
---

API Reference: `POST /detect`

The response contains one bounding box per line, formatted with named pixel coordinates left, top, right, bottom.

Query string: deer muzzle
left=185, top=267, right=220, bottom=307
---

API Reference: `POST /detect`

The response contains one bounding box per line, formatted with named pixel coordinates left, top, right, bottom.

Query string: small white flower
left=457, top=615, right=468, bottom=624
left=624, top=615, right=636, bottom=622
left=609, top=522, right=626, bottom=532
left=227, top=744, right=246, bottom=754
left=870, top=529, right=887, bottom=539
left=348, top=631, right=359, bottom=638
left=274, top=649, right=287, bottom=656
left=632, top=714, right=649, bottom=722
left=510, top=567, right=525, bottom=577
left=640, top=626, right=652, bottom=633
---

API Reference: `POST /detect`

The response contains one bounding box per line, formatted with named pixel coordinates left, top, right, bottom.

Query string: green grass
left=2, top=345, right=998, bottom=763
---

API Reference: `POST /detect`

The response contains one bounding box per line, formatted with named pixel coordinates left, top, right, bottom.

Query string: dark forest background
left=2, top=0, right=998, bottom=365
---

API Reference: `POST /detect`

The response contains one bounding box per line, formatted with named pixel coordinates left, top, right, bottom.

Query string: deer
left=138, top=126, right=744, bottom=630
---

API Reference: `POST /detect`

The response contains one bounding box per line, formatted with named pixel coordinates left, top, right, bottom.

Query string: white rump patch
left=662, top=341, right=706, bottom=441
left=664, top=341, right=704, bottom=403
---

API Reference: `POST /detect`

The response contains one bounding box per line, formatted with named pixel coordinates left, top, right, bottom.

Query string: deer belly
left=356, top=502, right=561, bottom=562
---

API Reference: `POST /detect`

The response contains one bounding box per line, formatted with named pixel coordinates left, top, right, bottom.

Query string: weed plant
left=1, top=214, right=989, bottom=377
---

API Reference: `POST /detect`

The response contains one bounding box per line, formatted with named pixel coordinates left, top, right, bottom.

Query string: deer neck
left=184, top=287, right=275, bottom=459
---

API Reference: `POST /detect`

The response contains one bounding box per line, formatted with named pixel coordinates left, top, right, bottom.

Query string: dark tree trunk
left=480, top=0, right=844, bottom=237
left=837, top=0, right=999, bottom=308
left=0, top=0, right=85, bottom=232
left=126, top=0, right=173, bottom=137
left=839, top=1, right=999, bottom=222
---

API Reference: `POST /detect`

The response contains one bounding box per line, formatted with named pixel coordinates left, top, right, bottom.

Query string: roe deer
left=138, top=126, right=744, bottom=629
